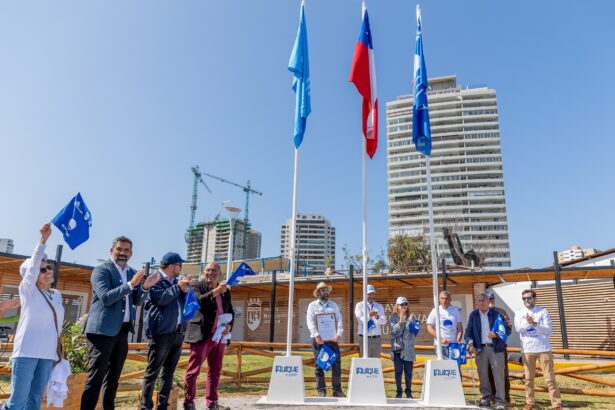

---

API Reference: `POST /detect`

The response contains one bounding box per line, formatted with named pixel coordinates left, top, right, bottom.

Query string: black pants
left=392, top=352, right=413, bottom=398
left=81, top=323, right=130, bottom=410
left=140, top=331, right=184, bottom=410
left=311, top=339, right=342, bottom=394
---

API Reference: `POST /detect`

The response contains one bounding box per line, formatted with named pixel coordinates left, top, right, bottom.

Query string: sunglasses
left=40, top=266, right=52, bottom=273
left=400, top=303, right=408, bottom=306
left=522, top=296, right=533, bottom=301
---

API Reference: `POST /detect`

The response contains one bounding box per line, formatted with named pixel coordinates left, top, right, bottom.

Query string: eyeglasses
left=522, top=296, right=533, bottom=301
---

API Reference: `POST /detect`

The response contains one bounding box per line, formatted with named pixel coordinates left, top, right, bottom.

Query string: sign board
left=346, top=357, right=387, bottom=405
left=264, top=355, right=305, bottom=404
left=420, top=359, right=466, bottom=406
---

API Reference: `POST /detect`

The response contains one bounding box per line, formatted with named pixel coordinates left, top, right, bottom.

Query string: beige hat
left=313, top=282, right=332, bottom=297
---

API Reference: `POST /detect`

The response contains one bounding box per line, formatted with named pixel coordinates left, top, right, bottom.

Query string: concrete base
left=346, top=357, right=387, bottom=405
left=264, top=355, right=305, bottom=404
left=421, top=359, right=467, bottom=407
left=256, top=396, right=478, bottom=408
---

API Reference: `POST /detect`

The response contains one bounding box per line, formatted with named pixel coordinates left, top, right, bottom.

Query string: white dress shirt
left=112, top=260, right=132, bottom=323
left=479, top=310, right=491, bottom=344
left=306, top=299, right=343, bottom=339
left=514, top=305, right=553, bottom=353
left=354, top=300, right=386, bottom=336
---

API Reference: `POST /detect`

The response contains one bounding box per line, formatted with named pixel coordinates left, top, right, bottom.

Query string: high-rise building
left=186, top=219, right=261, bottom=263
left=0, top=238, right=14, bottom=253
left=280, top=214, right=336, bottom=274
left=386, top=75, right=511, bottom=268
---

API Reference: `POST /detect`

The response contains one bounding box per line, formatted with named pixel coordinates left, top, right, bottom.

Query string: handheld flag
left=227, top=262, right=257, bottom=286
left=367, top=318, right=376, bottom=330
left=51, top=192, right=92, bottom=250
left=492, top=314, right=508, bottom=344
left=183, top=287, right=199, bottom=321
left=316, top=343, right=338, bottom=372
left=289, top=1, right=311, bottom=148
left=349, top=1, right=378, bottom=159
left=412, top=5, right=432, bottom=156
left=408, top=319, right=421, bottom=336
left=448, top=342, right=467, bottom=365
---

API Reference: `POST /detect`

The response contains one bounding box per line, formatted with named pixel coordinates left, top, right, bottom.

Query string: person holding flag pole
left=263, top=0, right=310, bottom=403
left=411, top=5, right=466, bottom=406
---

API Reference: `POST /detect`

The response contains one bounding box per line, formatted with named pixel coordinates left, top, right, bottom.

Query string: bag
left=37, top=287, right=64, bottom=365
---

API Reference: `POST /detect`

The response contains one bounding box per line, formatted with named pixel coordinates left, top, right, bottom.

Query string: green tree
left=388, top=233, right=432, bottom=273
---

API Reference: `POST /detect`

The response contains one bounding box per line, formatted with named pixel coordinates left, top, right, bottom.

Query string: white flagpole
left=285, top=148, right=299, bottom=357
left=426, top=155, right=442, bottom=359
left=361, top=137, right=369, bottom=358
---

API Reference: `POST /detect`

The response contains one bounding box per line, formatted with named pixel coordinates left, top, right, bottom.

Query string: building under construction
left=186, top=218, right=261, bottom=263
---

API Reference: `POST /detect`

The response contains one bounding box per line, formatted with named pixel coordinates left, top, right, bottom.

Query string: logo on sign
left=433, top=368, right=457, bottom=380
left=247, top=298, right=262, bottom=331
left=356, top=367, right=380, bottom=378
left=275, top=365, right=299, bottom=376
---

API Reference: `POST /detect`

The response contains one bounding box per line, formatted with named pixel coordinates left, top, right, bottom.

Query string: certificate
left=316, top=313, right=337, bottom=341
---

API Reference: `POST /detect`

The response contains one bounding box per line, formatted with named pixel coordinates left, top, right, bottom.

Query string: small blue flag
left=183, top=287, right=199, bottom=321
left=492, top=314, right=508, bottom=344
left=448, top=342, right=467, bottom=365
left=288, top=2, right=311, bottom=148
left=408, top=319, right=421, bottom=336
left=316, top=343, right=337, bottom=372
left=227, top=262, right=257, bottom=286
left=412, top=5, right=432, bottom=156
left=367, top=318, right=376, bottom=330
left=51, top=192, right=92, bottom=250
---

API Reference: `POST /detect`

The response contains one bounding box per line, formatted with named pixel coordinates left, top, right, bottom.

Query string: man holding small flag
left=465, top=293, right=510, bottom=409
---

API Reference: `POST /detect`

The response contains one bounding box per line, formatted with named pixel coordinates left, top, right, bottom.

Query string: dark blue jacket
left=144, top=271, right=187, bottom=338
left=85, top=260, right=146, bottom=336
left=464, top=307, right=511, bottom=353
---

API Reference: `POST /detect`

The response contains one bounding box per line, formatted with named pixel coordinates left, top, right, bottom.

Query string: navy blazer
left=464, top=307, right=511, bottom=353
left=85, top=259, right=146, bottom=336
left=143, top=272, right=187, bottom=338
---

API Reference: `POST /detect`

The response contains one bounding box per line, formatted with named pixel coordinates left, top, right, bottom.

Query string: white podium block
left=265, top=355, right=305, bottom=404
left=421, top=359, right=466, bottom=407
left=346, top=357, right=387, bottom=405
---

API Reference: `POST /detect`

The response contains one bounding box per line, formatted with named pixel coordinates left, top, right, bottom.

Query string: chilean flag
left=349, top=1, right=378, bottom=159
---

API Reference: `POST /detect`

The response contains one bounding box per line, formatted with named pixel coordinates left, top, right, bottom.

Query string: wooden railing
left=1, top=341, right=614, bottom=400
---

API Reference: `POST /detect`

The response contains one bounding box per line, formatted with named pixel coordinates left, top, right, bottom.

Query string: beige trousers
left=522, top=351, right=562, bottom=407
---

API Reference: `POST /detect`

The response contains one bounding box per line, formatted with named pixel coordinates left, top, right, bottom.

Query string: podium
left=263, top=355, right=305, bottom=404
left=346, top=357, right=387, bottom=405
left=420, top=359, right=466, bottom=406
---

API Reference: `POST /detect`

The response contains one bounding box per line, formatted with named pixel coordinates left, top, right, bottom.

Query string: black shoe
left=184, top=403, right=196, bottom=410
left=395, top=394, right=403, bottom=399
left=332, top=390, right=345, bottom=398
left=207, top=403, right=230, bottom=410
left=318, top=390, right=326, bottom=397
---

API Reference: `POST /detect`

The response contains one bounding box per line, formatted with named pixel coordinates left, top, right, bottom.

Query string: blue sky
left=1, top=1, right=614, bottom=269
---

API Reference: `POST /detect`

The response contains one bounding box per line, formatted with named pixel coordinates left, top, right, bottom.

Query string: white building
left=186, top=219, right=260, bottom=263
left=280, top=214, right=336, bottom=274
left=0, top=238, right=14, bottom=254
left=386, top=75, right=511, bottom=268
left=558, top=244, right=600, bottom=264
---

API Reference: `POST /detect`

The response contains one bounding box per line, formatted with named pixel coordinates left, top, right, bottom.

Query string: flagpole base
left=264, top=355, right=305, bottom=404
left=420, top=359, right=466, bottom=407
left=346, top=357, right=387, bottom=405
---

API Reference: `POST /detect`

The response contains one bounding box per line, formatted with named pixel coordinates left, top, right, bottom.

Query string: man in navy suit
left=465, top=293, right=511, bottom=409
left=81, top=236, right=160, bottom=410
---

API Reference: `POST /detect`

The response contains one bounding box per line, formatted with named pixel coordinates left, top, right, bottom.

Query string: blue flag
left=227, top=262, right=257, bottom=286
left=51, top=192, right=92, bottom=250
left=288, top=2, right=311, bottom=148
left=183, top=287, right=199, bottom=321
left=448, top=342, right=467, bottom=365
left=316, top=343, right=337, bottom=372
left=492, top=314, right=508, bottom=344
left=408, top=319, right=421, bottom=337
left=412, top=5, right=431, bottom=156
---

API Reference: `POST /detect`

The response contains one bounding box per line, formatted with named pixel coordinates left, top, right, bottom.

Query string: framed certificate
left=316, top=313, right=337, bottom=341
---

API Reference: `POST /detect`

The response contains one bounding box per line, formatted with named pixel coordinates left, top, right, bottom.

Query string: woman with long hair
left=389, top=296, right=417, bottom=399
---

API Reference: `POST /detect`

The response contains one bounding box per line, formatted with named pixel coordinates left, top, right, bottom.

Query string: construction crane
left=199, top=170, right=263, bottom=252
left=189, top=166, right=212, bottom=229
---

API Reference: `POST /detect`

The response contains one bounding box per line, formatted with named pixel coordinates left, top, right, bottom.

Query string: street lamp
left=224, top=203, right=242, bottom=282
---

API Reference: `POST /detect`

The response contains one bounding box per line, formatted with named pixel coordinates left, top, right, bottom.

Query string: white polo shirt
left=426, top=305, right=461, bottom=345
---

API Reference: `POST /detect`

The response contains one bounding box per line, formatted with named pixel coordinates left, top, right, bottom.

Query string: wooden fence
left=1, top=341, right=614, bottom=401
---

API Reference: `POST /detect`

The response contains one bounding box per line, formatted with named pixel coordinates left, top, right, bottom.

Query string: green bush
left=61, top=314, right=89, bottom=374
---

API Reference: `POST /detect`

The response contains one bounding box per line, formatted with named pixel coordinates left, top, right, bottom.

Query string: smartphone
left=143, top=262, right=151, bottom=279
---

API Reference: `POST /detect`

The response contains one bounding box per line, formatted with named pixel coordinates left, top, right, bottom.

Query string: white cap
left=367, top=284, right=376, bottom=294
left=396, top=296, right=408, bottom=305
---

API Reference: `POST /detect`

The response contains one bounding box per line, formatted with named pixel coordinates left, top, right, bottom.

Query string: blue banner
left=408, top=319, right=421, bottom=336
left=227, top=261, right=257, bottom=286
left=448, top=342, right=467, bottom=365
left=316, top=343, right=337, bottom=372
left=183, top=287, right=199, bottom=321
left=492, top=314, right=508, bottom=344
left=288, top=3, right=311, bottom=148
left=51, top=192, right=92, bottom=250
left=412, top=5, right=432, bottom=156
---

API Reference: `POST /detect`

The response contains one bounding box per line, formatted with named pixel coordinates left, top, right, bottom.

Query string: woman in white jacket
left=5, top=223, right=64, bottom=410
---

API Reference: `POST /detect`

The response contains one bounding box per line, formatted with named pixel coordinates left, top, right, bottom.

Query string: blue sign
left=355, top=367, right=380, bottom=376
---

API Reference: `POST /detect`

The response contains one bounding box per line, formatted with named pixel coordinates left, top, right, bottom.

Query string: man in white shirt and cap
left=354, top=284, right=386, bottom=358
left=306, top=282, right=344, bottom=398
left=514, top=289, right=562, bottom=410
left=426, top=290, right=463, bottom=361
